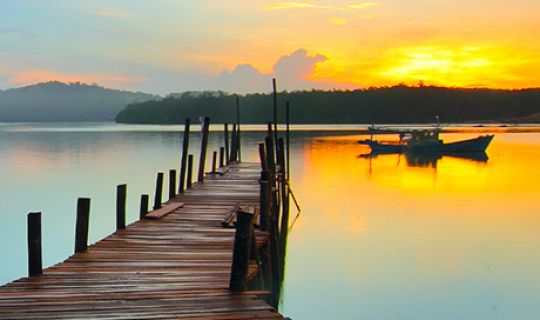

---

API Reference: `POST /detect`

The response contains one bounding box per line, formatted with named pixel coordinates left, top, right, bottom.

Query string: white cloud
left=210, top=48, right=334, bottom=93
left=214, top=64, right=269, bottom=93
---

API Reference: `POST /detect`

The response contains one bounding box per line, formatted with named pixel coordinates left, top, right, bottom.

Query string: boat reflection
left=359, top=151, right=489, bottom=169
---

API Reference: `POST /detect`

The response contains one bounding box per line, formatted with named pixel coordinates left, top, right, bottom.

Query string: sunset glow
left=1, top=1, right=539, bottom=93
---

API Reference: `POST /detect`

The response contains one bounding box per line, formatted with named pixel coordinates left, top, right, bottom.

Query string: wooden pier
left=0, top=163, right=288, bottom=319
left=0, top=114, right=293, bottom=319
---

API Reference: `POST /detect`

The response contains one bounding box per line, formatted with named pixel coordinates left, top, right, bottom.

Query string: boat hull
left=359, top=135, right=494, bottom=153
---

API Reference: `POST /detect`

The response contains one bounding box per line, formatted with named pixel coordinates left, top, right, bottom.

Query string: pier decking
left=0, top=162, right=288, bottom=319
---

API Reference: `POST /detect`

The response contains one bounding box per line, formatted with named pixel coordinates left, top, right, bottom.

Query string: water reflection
left=360, top=151, right=489, bottom=169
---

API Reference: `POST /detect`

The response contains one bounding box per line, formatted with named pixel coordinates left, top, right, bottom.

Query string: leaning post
left=178, top=118, right=191, bottom=193
left=197, top=117, right=210, bottom=182
left=229, top=210, right=255, bottom=292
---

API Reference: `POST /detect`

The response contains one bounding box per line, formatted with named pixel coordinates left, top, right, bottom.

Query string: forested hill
left=0, top=81, right=155, bottom=122
left=115, top=86, right=540, bottom=124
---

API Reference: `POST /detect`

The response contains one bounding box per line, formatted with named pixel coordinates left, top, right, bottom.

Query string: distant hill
left=0, top=81, right=156, bottom=122
left=115, top=86, right=540, bottom=124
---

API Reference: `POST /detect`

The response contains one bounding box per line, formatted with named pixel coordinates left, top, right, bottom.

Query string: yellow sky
left=2, top=1, right=540, bottom=93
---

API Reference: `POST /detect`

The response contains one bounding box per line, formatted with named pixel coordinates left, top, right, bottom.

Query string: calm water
left=1, top=122, right=540, bottom=320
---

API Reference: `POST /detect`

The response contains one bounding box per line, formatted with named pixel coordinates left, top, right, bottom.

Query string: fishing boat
left=359, top=128, right=494, bottom=153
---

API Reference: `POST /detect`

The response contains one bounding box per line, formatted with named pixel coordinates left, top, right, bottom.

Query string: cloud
left=273, top=49, right=328, bottom=89
left=212, top=49, right=336, bottom=93
left=215, top=64, right=269, bottom=93
left=7, top=70, right=144, bottom=89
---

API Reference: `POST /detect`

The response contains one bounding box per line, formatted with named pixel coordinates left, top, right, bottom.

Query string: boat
left=359, top=128, right=494, bottom=153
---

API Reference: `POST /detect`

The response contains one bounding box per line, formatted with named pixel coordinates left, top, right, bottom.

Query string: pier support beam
left=75, top=198, right=90, bottom=253
left=154, top=172, right=163, bottom=210
left=179, top=119, right=190, bottom=193
left=229, top=210, right=254, bottom=292
left=27, top=212, right=42, bottom=277
left=116, top=184, right=126, bottom=230
left=198, top=117, right=210, bottom=182
left=140, top=194, right=149, bottom=219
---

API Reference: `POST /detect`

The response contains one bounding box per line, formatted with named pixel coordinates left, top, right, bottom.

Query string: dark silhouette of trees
left=115, top=86, right=540, bottom=124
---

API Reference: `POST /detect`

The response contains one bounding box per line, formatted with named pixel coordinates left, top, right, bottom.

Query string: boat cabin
left=400, top=130, right=442, bottom=146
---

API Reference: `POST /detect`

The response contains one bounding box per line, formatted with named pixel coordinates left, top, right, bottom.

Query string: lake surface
left=1, top=122, right=540, bottom=320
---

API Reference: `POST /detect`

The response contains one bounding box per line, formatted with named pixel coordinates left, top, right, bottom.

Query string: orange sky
left=1, top=1, right=540, bottom=93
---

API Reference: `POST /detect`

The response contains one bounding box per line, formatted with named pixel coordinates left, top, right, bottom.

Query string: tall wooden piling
left=169, top=169, right=176, bottom=200
left=272, top=78, right=278, bottom=149
left=116, top=184, right=127, bottom=230
left=198, top=117, right=210, bottom=182
left=178, top=119, right=190, bottom=193
left=154, top=172, right=163, bottom=210
left=75, top=198, right=90, bottom=254
left=229, top=210, right=254, bottom=292
left=27, top=212, right=42, bottom=277
left=286, top=101, right=291, bottom=181
left=139, top=194, right=149, bottom=219
left=224, top=123, right=230, bottom=164
left=212, top=151, right=217, bottom=174
left=236, top=96, right=242, bottom=162
left=265, top=136, right=276, bottom=174
left=187, top=154, right=194, bottom=189
left=230, top=124, right=238, bottom=162
left=219, top=147, right=225, bottom=168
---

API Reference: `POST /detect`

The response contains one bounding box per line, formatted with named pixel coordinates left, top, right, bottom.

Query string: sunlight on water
left=1, top=123, right=539, bottom=320
left=282, top=132, right=540, bottom=320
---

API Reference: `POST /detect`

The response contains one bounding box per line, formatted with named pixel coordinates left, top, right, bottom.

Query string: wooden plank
left=145, top=202, right=185, bottom=220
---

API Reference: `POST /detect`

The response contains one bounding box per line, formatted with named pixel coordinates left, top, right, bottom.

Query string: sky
left=1, top=0, right=540, bottom=95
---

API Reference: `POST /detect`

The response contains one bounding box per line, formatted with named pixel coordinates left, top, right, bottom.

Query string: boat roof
left=367, top=126, right=442, bottom=134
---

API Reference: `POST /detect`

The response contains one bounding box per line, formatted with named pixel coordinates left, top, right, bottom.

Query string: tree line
left=115, top=86, right=540, bottom=124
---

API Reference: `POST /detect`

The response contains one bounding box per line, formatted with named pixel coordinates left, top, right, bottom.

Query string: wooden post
left=211, top=151, right=217, bottom=174
left=230, top=124, right=238, bottom=162
left=267, top=122, right=273, bottom=142
left=258, top=143, right=269, bottom=172
left=259, top=170, right=270, bottom=231
left=187, top=154, right=194, bottom=188
left=229, top=210, right=254, bottom=292
left=249, top=227, right=264, bottom=290
left=169, top=169, right=176, bottom=200
left=272, top=78, right=278, bottom=148
left=198, top=117, right=210, bottom=182
left=219, top=147, right=225, bottom=168
left=154, top=172, right=163, bottom=210
left=74, top=198, right=90, bottom=254
left=236, top=96, right=242, bottom=162
left=139, top=194, right=149, bottom=219
left=27, top=212, right=42, bottom=277
left=179, top=118, right=190, bottom=193
left=116, top=184, right=126, bottom=230
left=224, top=123, right=230, bottom=164
left=268, top=202, right=281, bottom=308
left=265, top=136, right=276, bottom=174
left=286, top=101, right=291, bottom=181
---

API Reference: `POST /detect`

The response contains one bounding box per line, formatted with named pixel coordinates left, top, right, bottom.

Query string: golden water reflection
left=283, top=132, right=540, bottom=319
